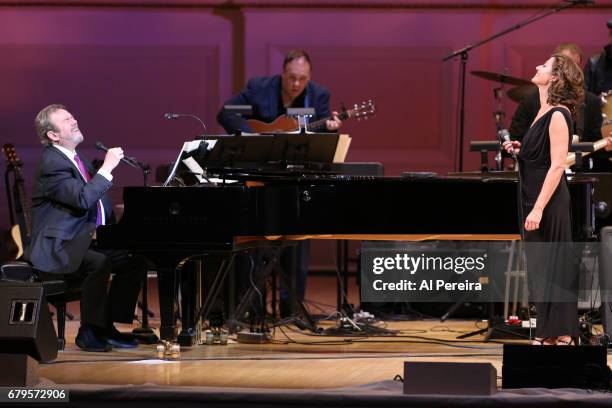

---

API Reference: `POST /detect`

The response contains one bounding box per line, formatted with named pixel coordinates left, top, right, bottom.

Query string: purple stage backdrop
left=1, top=0, right=611, bottom=268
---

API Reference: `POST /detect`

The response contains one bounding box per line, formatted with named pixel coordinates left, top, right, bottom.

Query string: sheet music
left=163, top=142, right=186, bottom=186
left=163, top=139, right=238, bottom=185
left=163, top=140, right=209, bottom=186
left=182, top=157, right=207, bottom=183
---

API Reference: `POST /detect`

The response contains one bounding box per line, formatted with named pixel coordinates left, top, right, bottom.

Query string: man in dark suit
left=217, top=49, right=342, bottom=134
left=584, top=19, right=612, bottom=96
left=509, top=43, right=612, bottom=172
left=25, top=104, right=145, bottom=352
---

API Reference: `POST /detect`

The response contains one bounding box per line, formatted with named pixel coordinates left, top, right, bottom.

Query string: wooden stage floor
left=44, top=319, right=513, bottom=389
left=40, top=275, right=612, bottom=394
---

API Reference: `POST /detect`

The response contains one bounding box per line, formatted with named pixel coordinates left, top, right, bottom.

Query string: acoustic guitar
left=2, top=144, right=32, bottom=259
left=246, top=100, right=376, bottom=133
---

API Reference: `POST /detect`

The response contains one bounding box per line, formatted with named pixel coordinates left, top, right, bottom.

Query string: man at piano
left=25, top=104, right=146, bottom=352
left=509, top=43, right=612, bottom=172
left=216, top=49, right=343, bottom=134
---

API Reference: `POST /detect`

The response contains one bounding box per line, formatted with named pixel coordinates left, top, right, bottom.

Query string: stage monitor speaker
left=0, top=354, right=39, bottom=386
left=0, top=281, right=57, bottom=363
left=403, top=362, right=497, bottom=395
left=599, top=227, right=612, bottom=339
left=502, top=344, right=610, bottom=389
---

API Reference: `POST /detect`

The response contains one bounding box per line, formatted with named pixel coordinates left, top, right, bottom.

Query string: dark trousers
left=65, top=248, right=148, bottom=329
left=280, top=241, right=309, bottom=316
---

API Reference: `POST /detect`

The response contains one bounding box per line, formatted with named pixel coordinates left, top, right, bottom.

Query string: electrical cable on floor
left=279, top=321, right=505, bottom=349
left=277, top=324, right=360, bottom=345
left=281, top=320, right=503, bottom=344
left=396, top=328, right=428, bottom=334
left=348, top=338, right=503, bottom=349
left=428, top=325, right=471, bottom=334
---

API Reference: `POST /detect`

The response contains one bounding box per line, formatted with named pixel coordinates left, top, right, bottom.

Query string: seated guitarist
left=217, top=49, right=342, bottom=134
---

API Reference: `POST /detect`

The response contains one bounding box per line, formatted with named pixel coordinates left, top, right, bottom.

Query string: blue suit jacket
left=217, top=75, right=331, bottom=134
left=25, top=146, right=113, bottom=275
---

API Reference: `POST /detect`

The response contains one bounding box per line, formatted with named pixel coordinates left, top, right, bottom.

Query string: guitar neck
left=306, top=111, right=351, bottom=132
left=13, top=168, right=32, bottom=238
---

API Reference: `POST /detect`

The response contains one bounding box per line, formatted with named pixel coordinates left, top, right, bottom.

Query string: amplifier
left=502, top=344, right=609, bottom=389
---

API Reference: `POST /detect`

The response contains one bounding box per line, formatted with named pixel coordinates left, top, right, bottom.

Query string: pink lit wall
left=1, top=1, right=611, bottom=265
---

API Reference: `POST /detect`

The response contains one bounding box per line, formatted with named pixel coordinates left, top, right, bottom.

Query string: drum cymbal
left=507, top=84, right=537, bottom=103
left=471, top=70, right=532, bottom=87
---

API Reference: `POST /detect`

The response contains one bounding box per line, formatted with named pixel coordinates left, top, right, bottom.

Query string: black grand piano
left=96, top=138, right=612, bottom=343
left=97, top=170, right=525, bottom=341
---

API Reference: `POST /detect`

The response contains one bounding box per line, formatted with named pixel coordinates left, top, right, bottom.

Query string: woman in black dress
left=503, top=54, right=584, bottom=345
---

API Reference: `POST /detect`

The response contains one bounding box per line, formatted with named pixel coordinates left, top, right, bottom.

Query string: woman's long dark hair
left=547, top=54, right=585, bottom=120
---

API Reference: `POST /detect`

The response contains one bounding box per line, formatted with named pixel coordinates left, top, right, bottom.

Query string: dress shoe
left=75, top=326, right=112, bottom=352
left=557, top=336, right=578, bottom=346
left=531, top=337, right=557, bottom=346
left=107, top=326, right=138, bottom=349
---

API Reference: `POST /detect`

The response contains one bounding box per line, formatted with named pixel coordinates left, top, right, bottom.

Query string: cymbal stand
left=493, top=87, right=506, bottom=171
left=131, top=158, right=158, bottom=343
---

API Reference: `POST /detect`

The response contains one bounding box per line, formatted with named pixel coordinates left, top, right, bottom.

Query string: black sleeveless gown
left=517, top=107, right=579, bottom=338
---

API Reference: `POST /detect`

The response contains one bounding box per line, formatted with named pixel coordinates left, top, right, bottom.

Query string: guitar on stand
left=246, top=100, right=376, bottom=133
left=2, top=143, right=32, bottom=260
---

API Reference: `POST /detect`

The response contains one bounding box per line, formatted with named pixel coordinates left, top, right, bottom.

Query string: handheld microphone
left=95, top=141, right=138, bottom=168
left=163, top=112, right=207, bottom=135
left=564, top=0, right=594, bottom=4
left=498, top=129, right=516, bottom=160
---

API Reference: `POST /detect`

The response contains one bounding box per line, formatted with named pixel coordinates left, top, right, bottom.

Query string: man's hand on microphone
left=502, top=140, right=521, bottom=156
left=100, top=147, right=124, bottom=173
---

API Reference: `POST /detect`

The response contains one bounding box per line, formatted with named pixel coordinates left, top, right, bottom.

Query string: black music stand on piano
left=270, top=133, right=341, bottom=163
left=200, top=133, right=343, bottom=169
left=206, top=135, right=275, bottom=167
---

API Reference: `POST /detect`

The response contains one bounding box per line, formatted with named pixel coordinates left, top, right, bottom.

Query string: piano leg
left=157, top=265, right=179, bottom=341
left=177, top=259, right=199, bottom=347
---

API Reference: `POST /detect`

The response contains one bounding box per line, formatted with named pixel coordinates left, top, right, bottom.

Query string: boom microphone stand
left=95, top=142, right=157, bottom=343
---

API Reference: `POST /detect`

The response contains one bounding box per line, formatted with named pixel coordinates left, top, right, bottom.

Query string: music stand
left=286, top=107, right=315, bottom=134
left=470, top=141, right=501, bottom=172
left=223, top=105, right=253, bottom=136
left=205, top=135, right=275, bottom=167
left=269, top=133, right=341, bottom=163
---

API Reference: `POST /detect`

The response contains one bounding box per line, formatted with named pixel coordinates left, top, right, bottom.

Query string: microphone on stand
left=498, top=129, right=517, bottom=160
left=95, top=141, right=139, bottom=168
left=163, top=112, right=208, bottom=136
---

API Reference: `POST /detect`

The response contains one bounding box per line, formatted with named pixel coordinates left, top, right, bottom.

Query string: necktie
left=74, top=154, right=103, bottom=227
